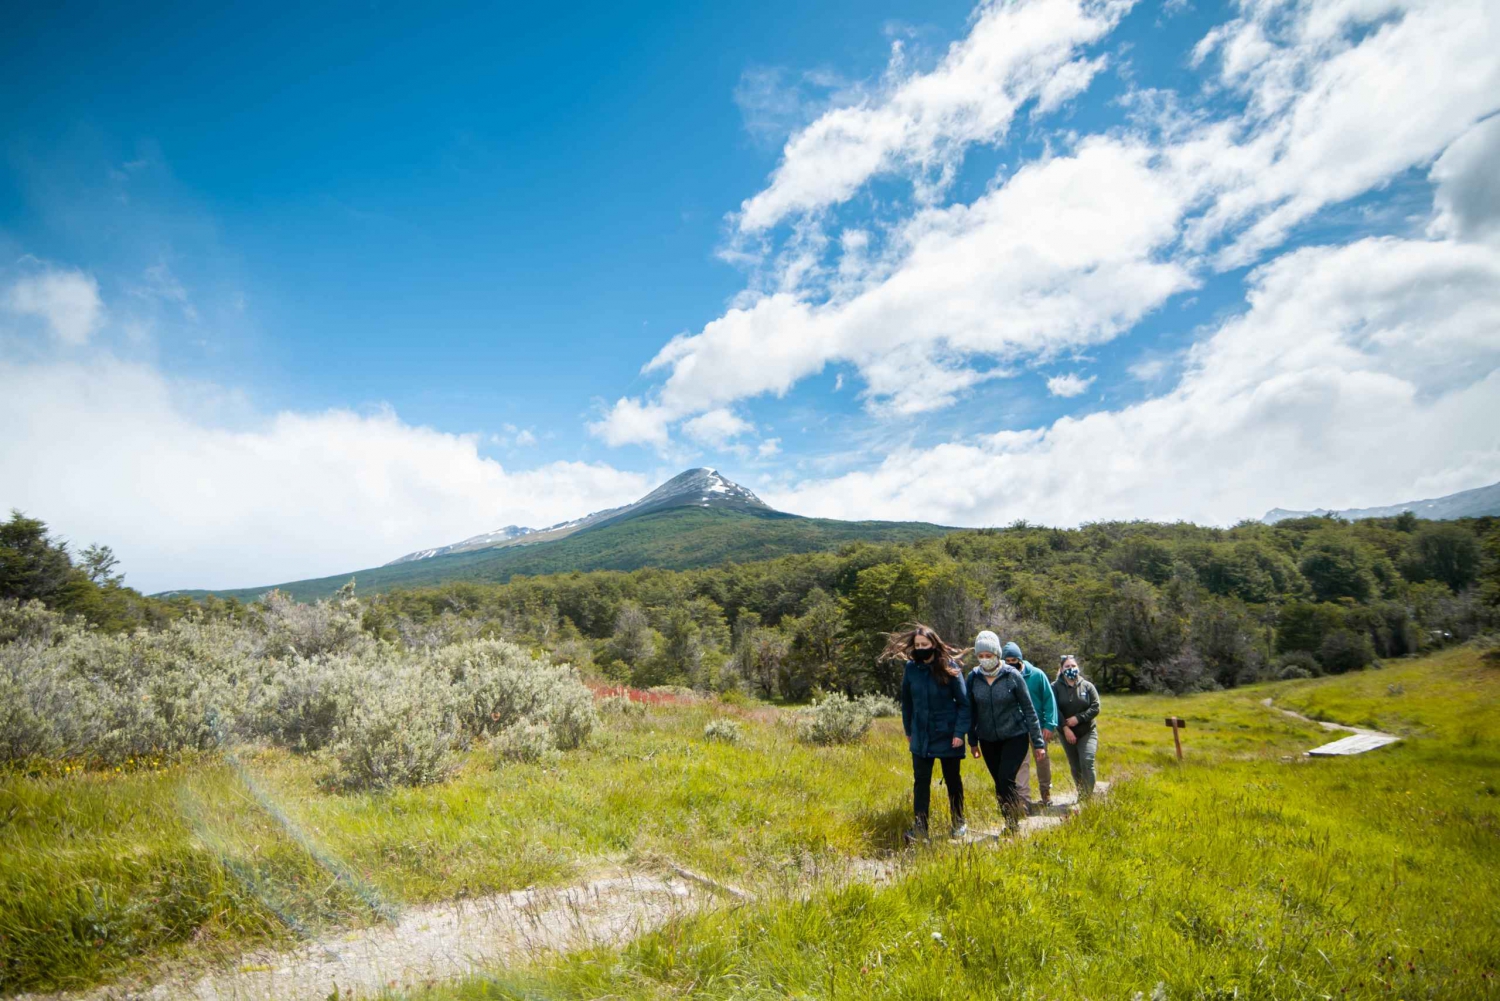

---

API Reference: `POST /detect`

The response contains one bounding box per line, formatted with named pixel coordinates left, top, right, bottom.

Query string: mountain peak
left=386, top=468, right=769, bottom=565
left=636, top=468, right=768, bottom=510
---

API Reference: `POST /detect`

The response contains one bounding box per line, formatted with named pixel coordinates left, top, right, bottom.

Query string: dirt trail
left=20, top=789, right=1105, bottom=1001
left=1261, top=698, right=1402, bottom=755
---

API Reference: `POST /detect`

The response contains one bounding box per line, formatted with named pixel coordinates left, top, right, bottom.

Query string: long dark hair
left=881, top=622, right=962, bottom=685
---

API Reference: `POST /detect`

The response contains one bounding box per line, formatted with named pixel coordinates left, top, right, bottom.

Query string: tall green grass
left=405, top=651, right=1500, bottom=1001
left=7, top=651, right=1493, bottom=997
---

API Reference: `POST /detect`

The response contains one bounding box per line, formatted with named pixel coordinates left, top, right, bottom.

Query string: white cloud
left=4, top=268, right=105, bottom=345
left=762, top=235, right=1500, bottom=526
left=1127, top=357, right=1169, bottom=382
left=1046, top=372, right=1095, bottom=397
left=737, top=0, right=1131, bottom=233
left=1184, top=0, right=1500, bottom=266
left=1430, top=113, right=1500, bottom=245
left=681, top=408, right=756, bottom=448
left=757, top=437, right=782, bottom=458
left=585, top=136, right=1193, bottom=447
left=588, top=396, right=673, bottom=448
left=0, top=353, right=647, bottom=593
left=595, top=0, right=1500, bottom=450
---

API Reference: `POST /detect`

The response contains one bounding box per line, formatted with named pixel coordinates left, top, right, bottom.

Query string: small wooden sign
left=1164, top=717, right=1187, bottom=761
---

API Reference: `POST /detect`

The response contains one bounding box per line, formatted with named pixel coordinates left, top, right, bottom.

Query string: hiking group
left=892, top=623, right=1101, bottom=842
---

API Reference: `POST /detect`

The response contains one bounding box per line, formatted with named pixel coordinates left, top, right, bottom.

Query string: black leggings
left=978, top=736, right=1032, bottom=826
left=912, top=754, right=964, bottom=826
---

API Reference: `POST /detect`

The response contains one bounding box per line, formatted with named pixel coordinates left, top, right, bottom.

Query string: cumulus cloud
left=0, top=353, right=648, bottom=593
left=736, top=0, right=1131, bottom=232
left=681, top=408, right=756, bottom=447
left=1430, top=113, right=1500, bottom=245
left=592, top=0, right=1500, bottom=451
left=1046, top=372, right=1094, bottom=397
left=761, top=236, right=1500, bottom=526
left=4, top=268, right=105, bottom=345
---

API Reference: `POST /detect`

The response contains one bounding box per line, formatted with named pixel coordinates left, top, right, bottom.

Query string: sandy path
left=21, top=873, right=704, bottom=1001
left=1261, top=698, right=1402, bottom=755
left=18, top=790, right=1105, bottom=1001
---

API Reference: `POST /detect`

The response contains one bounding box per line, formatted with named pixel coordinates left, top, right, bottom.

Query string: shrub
left=328, top=669, right=460, bottom=790
left=434, top=639, right=597, bottom=747
left=795, top=693, right=874, bottom=745
left=494, top=718, right=558, bottom=764
left=598, top=694, right=646, bottom=717
left=1138, top=649, right=1219, bottom=695
left=1274, top=650, right=1321, bottom=680
left=703, top=718, right=742, bottom=744
left=257, top=585, right=371, bottom=660
left=246, top=653, right=361, bottom=751
left=856, top=694, right=901, bottom=718
left=1318, top=628, right=1375, bottom=674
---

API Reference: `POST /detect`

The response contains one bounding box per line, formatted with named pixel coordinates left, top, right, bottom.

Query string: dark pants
left=911, top=754, right=964, bottom=828
left=978, top=736, right=1032, bottom=828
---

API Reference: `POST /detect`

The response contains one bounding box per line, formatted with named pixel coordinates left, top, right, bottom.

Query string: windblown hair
left=881, top=622, right=962, bottom=685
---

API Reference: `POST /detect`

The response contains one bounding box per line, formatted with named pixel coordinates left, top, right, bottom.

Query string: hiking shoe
left=950, top=822, right=968, bottom=840
left=904, top=822, right=929, bottom=844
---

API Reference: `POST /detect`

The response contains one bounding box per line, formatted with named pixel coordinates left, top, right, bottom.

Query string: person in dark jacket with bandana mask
left=967, top=630, right=1044, bottom=833
left=891, top=623, right=971, bottom=842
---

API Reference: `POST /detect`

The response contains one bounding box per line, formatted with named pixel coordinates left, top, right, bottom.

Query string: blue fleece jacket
left=1002, top=641, right=1058, bottom=731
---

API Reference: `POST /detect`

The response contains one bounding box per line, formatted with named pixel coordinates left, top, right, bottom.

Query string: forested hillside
left=358, top=512, right=1500, bottom=697
left=168, top=507, right=952, bottom=602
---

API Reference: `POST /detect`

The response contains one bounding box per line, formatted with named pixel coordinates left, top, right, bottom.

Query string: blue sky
left=3, top=0, right=1499, bottom=592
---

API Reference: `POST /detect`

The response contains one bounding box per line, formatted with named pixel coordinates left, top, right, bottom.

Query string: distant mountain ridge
left=167, top=468, right=947, bottom=602
left=384, top=468, right=769, bottom=565
left=1263, top=480, right=1500, bottom=524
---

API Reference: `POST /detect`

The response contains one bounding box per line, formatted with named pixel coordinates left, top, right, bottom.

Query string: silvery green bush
left=794, top=692, right=875, bottom=745
left=598, top=694, right=646, bottom=716
left=328, top=667, right=461, bottom=790
left=494, top=718, right=558, bottom=763
left=856, top=694, right=902, bottom=718
left=703, top=718, right=742, bottom=744
left=434, top=639, right=597, bottom=748
left=0, top=598, right=598, bottom=788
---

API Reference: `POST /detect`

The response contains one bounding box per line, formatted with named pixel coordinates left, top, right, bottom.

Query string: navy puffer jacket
left=900, top=660, right=972, bottom=759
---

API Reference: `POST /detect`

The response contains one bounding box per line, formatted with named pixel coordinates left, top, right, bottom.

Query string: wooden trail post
left=1165, top=716, right=1187, bottom=761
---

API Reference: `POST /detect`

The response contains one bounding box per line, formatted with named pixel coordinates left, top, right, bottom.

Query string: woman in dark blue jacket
left=891, top=623, right=971, bottom=841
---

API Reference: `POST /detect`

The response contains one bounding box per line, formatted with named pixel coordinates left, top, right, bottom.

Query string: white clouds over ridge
left=594, top=0, right=1500, bottom=521
left=0, top=352, right=648, bottom=593
left=763, top=235, right=1500, bottom=525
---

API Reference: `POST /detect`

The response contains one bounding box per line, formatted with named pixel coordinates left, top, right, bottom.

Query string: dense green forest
left=358, top=512, right=1499, bottom=697
left=6, top=509, right=1497, bottom=697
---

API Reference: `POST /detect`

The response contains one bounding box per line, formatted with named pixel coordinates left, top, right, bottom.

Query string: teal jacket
left=1003, top=642, right=1058, bottom=730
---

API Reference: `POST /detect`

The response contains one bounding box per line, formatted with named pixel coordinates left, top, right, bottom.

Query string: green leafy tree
left=1298, top=533, right=1381, bottom=602
left=1406, top=523, right=1482, bottom=592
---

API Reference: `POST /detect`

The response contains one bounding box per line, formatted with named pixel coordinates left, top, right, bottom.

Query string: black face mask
left=913, top=647, right=936, bottom=663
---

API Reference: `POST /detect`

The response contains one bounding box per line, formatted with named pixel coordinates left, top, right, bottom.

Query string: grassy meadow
left=407, top=646, right=1500, bottom=1001
left=3, top=647, right=1498, bottom=998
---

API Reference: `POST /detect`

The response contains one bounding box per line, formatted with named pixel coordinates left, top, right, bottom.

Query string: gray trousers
left=1062, top=727, right=1098, bottom=798
left=1014, top=742, right=1052, bottom=802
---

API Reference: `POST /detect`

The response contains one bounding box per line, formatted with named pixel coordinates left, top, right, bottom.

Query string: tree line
left=5, top=508, right=1497, bottom=698
left=358, top=512, right=1498, bottom=696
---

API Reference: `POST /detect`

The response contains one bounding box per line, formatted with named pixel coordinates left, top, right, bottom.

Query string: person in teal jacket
left=1002, top=641, right=1056, bottom=811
